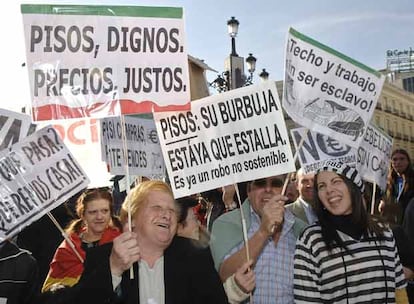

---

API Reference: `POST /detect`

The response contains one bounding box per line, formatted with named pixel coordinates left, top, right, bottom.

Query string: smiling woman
left=294, top=162, right=408, bottom=304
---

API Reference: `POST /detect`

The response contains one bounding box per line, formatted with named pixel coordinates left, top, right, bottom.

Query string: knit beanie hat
left=316, top=161, right=365, bottom=193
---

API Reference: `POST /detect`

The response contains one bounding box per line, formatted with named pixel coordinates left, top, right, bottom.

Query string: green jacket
left=285, top=198, right=308, bottom=224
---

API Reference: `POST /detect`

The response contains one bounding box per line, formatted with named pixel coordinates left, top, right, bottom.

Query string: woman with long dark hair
left=380, top=149, right=414, bottom=224
left=42, top=188, right=121, bottom=292
left=294, top=162, right=408, bottom=303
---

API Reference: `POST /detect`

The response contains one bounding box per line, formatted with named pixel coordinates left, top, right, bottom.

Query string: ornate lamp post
left=210, top=17, right=269, bottom=92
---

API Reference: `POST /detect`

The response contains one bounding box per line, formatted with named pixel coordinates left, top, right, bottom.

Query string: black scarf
left=327, top=213, right=364, bottom=240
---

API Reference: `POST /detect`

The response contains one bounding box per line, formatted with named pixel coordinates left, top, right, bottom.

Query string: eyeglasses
left=252, top=178, right=284, bottom=188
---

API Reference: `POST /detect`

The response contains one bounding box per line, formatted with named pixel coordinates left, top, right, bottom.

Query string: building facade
left=373, top=71, right=414, bottom=159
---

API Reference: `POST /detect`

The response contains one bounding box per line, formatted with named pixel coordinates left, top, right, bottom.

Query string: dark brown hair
left=314, top=173, right=385, bottom=252
left=386, top=149, right=414, bottom=197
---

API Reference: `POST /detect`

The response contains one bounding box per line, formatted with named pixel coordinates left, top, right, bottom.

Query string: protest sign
left=0, top=108, right=36, bottom=150
left=357, top=123, right=392, bottom=191
left=290, top=127, right=357, bottom=174
left=100, top=116, right=165, bottom=177
left=22, top=4, right=190, bottom=121
left=154, top=82, right=295, bottom=198
left=283, top=28, right=384, bottom=148
left=0, top=126, right=89, bottom=241
left=37, top=118, right=111, bottom=187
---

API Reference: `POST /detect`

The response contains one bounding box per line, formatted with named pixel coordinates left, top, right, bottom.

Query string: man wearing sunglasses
left=210, top=175, right=306, bottom=303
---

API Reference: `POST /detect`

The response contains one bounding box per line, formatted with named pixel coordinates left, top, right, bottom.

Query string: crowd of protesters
left=1, top=149, right=414, bottom=303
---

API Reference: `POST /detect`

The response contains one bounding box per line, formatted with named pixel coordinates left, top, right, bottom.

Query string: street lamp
left=259, top=68, right=269, bottom=81
left=210, top=17, right=269, bottom=92
left=227, top=16, right=239, bottom=56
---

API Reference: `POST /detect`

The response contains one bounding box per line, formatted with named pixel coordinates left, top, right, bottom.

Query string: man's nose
left=264, top=183, right=273, bottom=192
left=160, top=208, right=171, bottom=219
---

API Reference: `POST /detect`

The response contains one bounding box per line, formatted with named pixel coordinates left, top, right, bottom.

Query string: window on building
left=375, top=115, right=381, bottom=127
left=402, top=123, right=407, bottom=140
left=395, top=102, right=400, bottom=114
left=403, top=77, right=414, bottom=93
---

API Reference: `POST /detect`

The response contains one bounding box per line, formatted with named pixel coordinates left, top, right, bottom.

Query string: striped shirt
left=225, top=206, right=298, bottom=303
left=294, top=224, right=406, bottom=304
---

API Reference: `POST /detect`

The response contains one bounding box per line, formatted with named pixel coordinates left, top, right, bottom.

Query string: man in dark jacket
left=0, top=240, right=38, bottom=304
left=76, top=180, right=227, bottom=304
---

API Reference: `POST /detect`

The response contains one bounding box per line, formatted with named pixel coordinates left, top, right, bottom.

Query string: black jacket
left=0, top=241, right=38, bottom=304
left=77, top=236, right=228, bottom=304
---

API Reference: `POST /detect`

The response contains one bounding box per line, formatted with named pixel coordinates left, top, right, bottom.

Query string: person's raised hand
left=109, top=230, right=141, bottom=276
left=378, top=200, right=385, bottom=214
left=222, top=184, right=237, bottom=210
left=260, top=194, right=286, bottom=236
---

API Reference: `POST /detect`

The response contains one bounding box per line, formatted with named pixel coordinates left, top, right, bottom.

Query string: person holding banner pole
left=75, top=180, right=227, bottom=304
left=294, top=162, right=408, bottom=303
left=42, top=188, right=122, bottom=292
left=176, top=196, right=255, bottom=303
left=210, top=176, right=306, bottom=303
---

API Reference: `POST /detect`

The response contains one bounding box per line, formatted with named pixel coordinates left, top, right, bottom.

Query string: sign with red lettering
left=37, top=118, right=111, bottom=187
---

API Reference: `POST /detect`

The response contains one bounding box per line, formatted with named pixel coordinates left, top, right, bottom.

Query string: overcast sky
left=3, top=0, right=414, bottom=112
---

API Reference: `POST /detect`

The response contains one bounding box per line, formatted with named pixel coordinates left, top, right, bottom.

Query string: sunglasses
left=252, top=178, right=284, bottom=188
left=82, top=187, right=112, bottom=196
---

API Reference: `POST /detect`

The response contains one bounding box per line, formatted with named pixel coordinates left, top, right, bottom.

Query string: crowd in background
left=1, top=148, right=414, bottom=303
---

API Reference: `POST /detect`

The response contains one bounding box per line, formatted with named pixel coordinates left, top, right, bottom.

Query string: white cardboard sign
left=155, top=82, right=295, bottom=198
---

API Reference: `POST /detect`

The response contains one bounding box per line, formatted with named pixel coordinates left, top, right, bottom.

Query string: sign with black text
left=37, top=118, right=111, bottom=187
left=0, top=108, right=36, bottom=150
left=357, top=123, right=392, bottom=191
left=22, top=4, right=190, bottom=121
left=290, top=127, right=357, bottom=174
left=0, top=126, right=89, bottom=241
left=154, top=82, right=295, bottom=198
left=100, top=116, right=165, bottom=177
left=283, top=28, right=384, bottom=148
